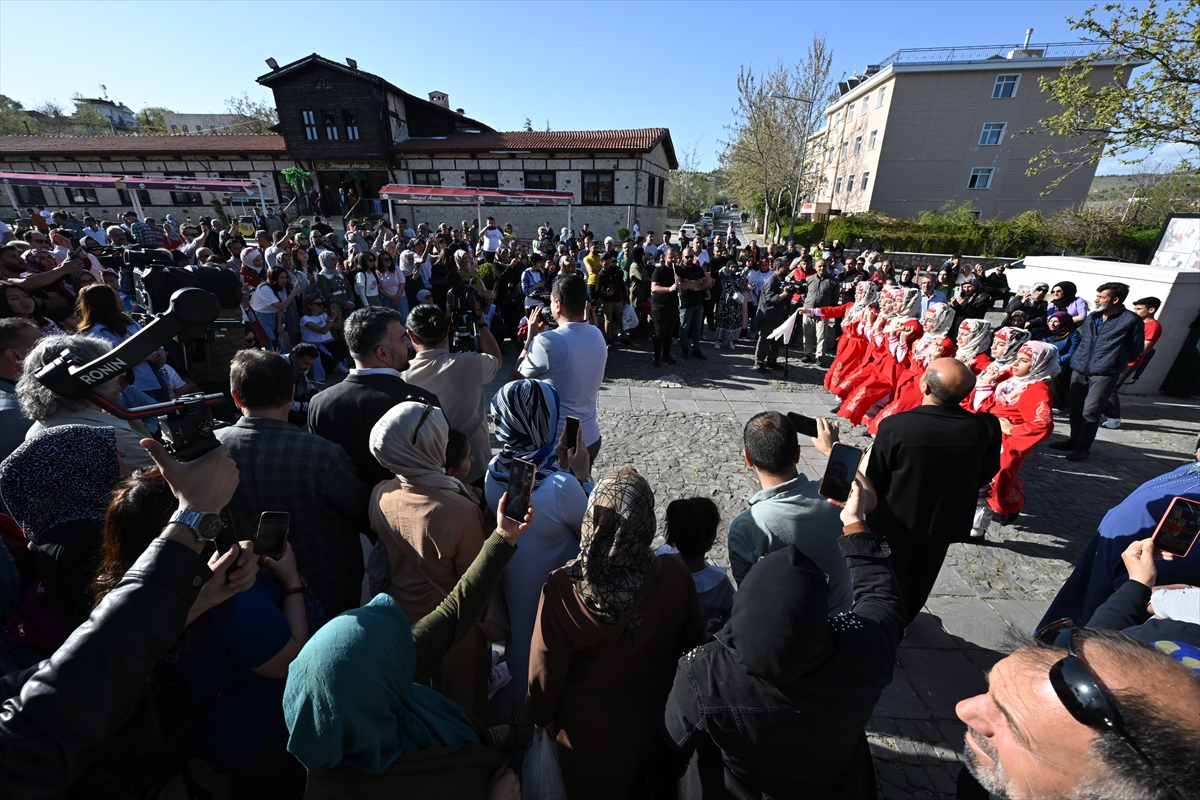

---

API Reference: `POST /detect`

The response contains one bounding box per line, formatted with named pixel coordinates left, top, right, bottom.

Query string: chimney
left=1023, top=28, right=1033, bottom=49
left=428, top=91, right=449, bottom=109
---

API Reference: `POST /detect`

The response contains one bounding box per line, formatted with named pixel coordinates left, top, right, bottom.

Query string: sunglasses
left=1035, top=620, right=1184, bottom=800
left=409, top=400, right=434, bottom=444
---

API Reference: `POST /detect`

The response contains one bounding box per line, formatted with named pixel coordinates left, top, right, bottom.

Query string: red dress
left=977, top=381, right=1054, bottom=514
left=868, top=337, right=957, bottom=434
left=822, top=305, right=866, bottom=393
left=839, top=321, right=922, bottom=426
left=834, top=317, right=890, bottom=397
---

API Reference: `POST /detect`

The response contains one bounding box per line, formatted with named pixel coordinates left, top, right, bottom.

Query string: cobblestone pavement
left=484, top=331, right=1199, bottom=798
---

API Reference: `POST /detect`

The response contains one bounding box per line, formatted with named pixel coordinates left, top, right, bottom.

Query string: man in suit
left=753, top=258, right=794, bottom=372
left=866, top=357, right=1001, bottom=624
left=307, top=306, right=439, bottom=487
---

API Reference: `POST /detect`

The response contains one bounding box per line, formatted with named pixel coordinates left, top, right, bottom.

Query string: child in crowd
left=444, top=429, right=479, bottom=501
left=658, top=497, right=735, bottom=623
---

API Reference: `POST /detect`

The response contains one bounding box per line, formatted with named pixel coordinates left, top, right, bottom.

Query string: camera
left=446, top=284, right=482, bottom=353
left=528, top=290, right=558, bottom=329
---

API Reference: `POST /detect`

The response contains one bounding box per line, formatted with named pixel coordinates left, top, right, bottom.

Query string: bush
left=616, top=226, right=631, bottom=242
left=475, top=260, right=496, bottom=290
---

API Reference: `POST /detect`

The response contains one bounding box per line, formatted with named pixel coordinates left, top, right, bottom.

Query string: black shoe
left=1065, top=450, right=1090, bottom=462
left=653, top=358, right=661, bottom=368
left=663, top=355, right=678, bottom=365
left=754, top=364, right=768, bottom=372
left=763, top=362, right=779, bottom=371
left=680, top=350, right=690, bottom=359
left=1048, top=440, right=1077, bottom=451
left=830, top=402, right=843, bottom=413
left=691, top=348, right=706, bottom=360
left=800, top=354, right=816, bottom=363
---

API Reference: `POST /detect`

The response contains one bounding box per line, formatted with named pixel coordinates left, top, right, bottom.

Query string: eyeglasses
left=407, top=399, right=434, bottom=444
left=1035, top=620, right=1184, bottom=800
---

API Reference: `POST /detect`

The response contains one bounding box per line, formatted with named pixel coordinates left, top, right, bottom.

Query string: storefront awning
left=0, top=171, right=122, bottom=189
left=123, top=178, right=256, bottom=193
left=379, top=184, right=573, bottom=206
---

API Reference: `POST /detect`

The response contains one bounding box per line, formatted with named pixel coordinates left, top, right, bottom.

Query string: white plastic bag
left=521, top=728, right=567, bottom=800
left=621, top=303, right=639, bottom=331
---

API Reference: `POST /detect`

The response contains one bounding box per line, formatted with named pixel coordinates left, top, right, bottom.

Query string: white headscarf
left=995, top=341, right=1061, bottom=404
left=369, top=401, right=474, bottom=500
left=955, top=319, right=993, bottom=363
left=912, top=302, right=955, bottom=365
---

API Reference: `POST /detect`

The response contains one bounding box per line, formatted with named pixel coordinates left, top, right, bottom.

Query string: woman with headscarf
left=869, top=302, right=957, bottom=434
left=0, top=425, right=120, bottom=638
left=526, top=468, right=703, bottom=800
left=369, top=401, right=492, bottom=722
left=979, top=326, right=1031, bottom=384
left=1006, top=281, right=1050, bottom=323
left=954, top=319, right=994, bottom=376
left=949, top=277, right=992, bottom=328
left=484, top=380, right=590, bottom=691
left=239, top=246, right=266, bottom=288
left=839, top=288, right=922, bottom=426
left=971, top=341, right=1060, bottom=532
left=1043, top=311, right=1080, bottom=410
left=832, top=287, right=897, bottom=399
left=1047, top=280, right=1088, bottom=324
left=797, top=281, right=879, bottom=396
left=284, top=497, right=531, bottom=800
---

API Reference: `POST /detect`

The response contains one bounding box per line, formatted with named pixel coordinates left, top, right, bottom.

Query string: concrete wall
left=842, top=249, right=1015, bottom=272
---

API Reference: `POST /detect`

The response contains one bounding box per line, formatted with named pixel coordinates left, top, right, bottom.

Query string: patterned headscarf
left=956, top=319, right=993, bottom=362
left=995, top=341, right=1061, bottom=404
left=912, top=303, right=955, bottom=365
left=991, top=327, right=1032, bottom=368
left=846, top=281, right=880, bottom=324
left=564, top=468, right=656, bottom=625
left=487, top=379, right=563, bottom=488
left=0, top=425, right=119, bottom=545
left=894, top=287, right=921, bottom=319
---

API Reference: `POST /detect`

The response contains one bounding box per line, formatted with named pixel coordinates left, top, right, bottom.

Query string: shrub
left=616, top=226, right=631, bottom=242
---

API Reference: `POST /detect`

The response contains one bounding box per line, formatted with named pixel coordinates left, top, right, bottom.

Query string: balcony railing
left=875, top=41, right=1109, bottom=68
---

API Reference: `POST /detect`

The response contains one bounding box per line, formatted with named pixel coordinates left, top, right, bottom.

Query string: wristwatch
left=169, top=510, right=225, bottom=542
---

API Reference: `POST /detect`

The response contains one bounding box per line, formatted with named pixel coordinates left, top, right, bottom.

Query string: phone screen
left=565, top=416, right=580, bottom=448
left=786, top=411, right=819, bottom=439
left=254, top=511, right=291, bottom=561
left=819, top=443, right=863, bottom=504
left=1152, top=497, right=1200, bottom=557
left=505, top=458, right=537, bottom=522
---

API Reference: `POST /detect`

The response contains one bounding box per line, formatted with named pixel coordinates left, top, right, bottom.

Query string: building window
left=65, top=187, right=100, bottom=205
left=323, top=111, right=338, bottom=140
left=860, top=171, right=870, bottom=192
left=170, top=125, right=179, bottom=133
left=117, top=188, right=152, bottom=206
left=992, top=75, right=1019, bottom=98
left=343, top=110, right=359, bottom=140
left=411, top=171, right=440, bottom=186
left=13, top=186, right=45, bottom=205
left=860, top=97, right=869, bottom=116
left=979, top=122, right=1006, bottom=146
left=525, top=171, right=556, bottom=190
left=970, top=210, right=982, bottom=220
left=647, top=175, right=656, bottom=205
left=868, top=130, right=878, bottom=150
left=834, top=176, right=843, bottom=194
left=846, top=174, right=856, bottom=194
left=302, top=110, right=318, bottom=140
left=466, top=170, right=499, bottom=188
left=581, top=171, right=615, bottom=205
left=968, top=168, right=994, bottom=189
left=166, top=172, right=203, bottom=205
left=656, top=176, right=665, bottom=206
left=877, top=86, right=887, bottom=107
left=832, top=110, right=842, bottom=127
left=840, top=142, right=848, bottom=161
left=847, top=104, right=855, bottom=122
left=853, top=136, right=862, bottom=155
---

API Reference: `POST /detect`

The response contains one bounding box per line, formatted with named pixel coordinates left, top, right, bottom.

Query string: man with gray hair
left=16, top=334, right=154, bottom=470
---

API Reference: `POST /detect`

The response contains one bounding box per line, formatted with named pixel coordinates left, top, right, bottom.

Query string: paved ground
left=483, top=328, right=1199, bottom=799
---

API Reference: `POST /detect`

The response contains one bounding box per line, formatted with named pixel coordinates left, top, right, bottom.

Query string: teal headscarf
left=283, top=593, right=479, bottom=772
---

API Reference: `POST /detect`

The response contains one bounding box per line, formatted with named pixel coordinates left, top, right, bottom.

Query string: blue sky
left=0, top=0, right=1186, bottom=174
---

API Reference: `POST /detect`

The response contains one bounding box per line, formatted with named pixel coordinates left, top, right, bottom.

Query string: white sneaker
left=713, top=342, right=721, bottom=350
left=969, top=528, right=986, bottom=538
left=1101, top=417, right=1122, bottom=429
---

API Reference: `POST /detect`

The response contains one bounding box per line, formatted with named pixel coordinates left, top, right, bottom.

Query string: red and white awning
left=0, top=171, right=121, bottom=189
left=124, top=177, right=256, bottom=193
left=379, top=184, right=573, bottom=206
left=0, top=171, right=256, bottom=193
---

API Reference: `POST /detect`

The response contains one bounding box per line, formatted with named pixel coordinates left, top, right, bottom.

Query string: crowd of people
left=0, top=204, right=1196, bottom=800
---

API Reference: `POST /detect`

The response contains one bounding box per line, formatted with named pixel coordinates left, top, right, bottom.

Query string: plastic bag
left=621, top=303, right=639, bottom=331
left=521, top=728, right=567, bottom=800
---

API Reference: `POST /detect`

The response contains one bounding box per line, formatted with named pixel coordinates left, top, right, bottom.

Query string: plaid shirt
left=130, top=220, right=163, bottom=249
left=217, top=416, right=372, bottom=615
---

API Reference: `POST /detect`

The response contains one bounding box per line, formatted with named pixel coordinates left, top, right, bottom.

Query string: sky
left=0, top=0, right=1188, bottom=175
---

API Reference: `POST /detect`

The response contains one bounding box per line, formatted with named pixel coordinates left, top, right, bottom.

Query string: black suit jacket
left=866, top=404, right=1001, bottom=545
left=307, top=373, right=439, bottom=486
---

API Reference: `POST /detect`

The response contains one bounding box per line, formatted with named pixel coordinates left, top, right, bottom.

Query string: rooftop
left=0, top=134, right=288, bottom=156
left=877, top=40, right=1109, bottom=68
left=394, top=128, right=678, bottom=168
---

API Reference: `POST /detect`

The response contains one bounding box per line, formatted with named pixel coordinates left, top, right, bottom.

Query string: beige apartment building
left=808, top=40, right=1143, bottom=221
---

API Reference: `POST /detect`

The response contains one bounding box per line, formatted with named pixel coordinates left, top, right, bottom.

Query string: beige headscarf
left=369, top=401, right=473, bottom=500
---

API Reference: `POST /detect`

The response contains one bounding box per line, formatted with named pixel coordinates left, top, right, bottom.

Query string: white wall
left=1016, top=257, right=1199, bottom=394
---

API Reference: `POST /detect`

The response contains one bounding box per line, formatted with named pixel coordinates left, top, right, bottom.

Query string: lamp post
left=770, top=92, right=815, bottom=244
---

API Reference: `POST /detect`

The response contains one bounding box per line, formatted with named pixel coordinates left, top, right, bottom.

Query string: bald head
left=922, top=357, right=975, bottom=405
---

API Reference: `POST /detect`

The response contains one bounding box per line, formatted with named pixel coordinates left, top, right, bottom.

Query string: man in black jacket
left=664, top=477, right=904, bottom=800
left=1052, top=282, right=1145, bottom=462
left=866, top=358, right=1001, bottom=623
left=307, top=306, right=438, bottom=486
left=753, top=258, right=793, bottom=371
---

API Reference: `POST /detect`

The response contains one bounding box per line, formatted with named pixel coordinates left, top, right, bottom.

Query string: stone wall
left=844, top=249, right=1017, bottom=272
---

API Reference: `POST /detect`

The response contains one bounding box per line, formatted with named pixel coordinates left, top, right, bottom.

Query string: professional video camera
left=35, top=288, right=228, bottom=461
left=446, top=284, right=482, bottom=353
left=527, top=289, right=558, bottom=329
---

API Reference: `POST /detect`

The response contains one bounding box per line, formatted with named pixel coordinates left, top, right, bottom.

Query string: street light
left=770, top=92, right=815, bottom=244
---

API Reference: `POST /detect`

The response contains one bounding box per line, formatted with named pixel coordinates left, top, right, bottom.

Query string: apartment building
left=809, top=39, right=1144, bottom=220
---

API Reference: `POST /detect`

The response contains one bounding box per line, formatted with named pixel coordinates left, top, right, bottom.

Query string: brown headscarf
left=564, top=468, right=656, bottom=625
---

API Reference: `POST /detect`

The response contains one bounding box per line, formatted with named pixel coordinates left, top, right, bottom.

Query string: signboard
left=379, top=184, right=573, bottom=206
left=128, top=178, right=255, bottom=193
left=0, top=171, right=120, bottom=189
left=314, top=160, right=389, bottom=171
left=1150, top=213, right=1200, bottom=271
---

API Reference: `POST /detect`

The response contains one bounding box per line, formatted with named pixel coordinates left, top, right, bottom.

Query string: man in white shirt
left=479, top=216, right=504, bottom=262
left=514, top=272, right=608, bottom=461
left=80, top=217, right=106, bottom=246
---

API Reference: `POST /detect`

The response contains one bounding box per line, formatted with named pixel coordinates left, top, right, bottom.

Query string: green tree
left=135, top=106, right=175, bottom=134
left=523, top=116, right=534, bottom=132
left=69, top=95, right=112, bottom=135
left=668, top=142, right=716, bottom=222
left=224, top=92, right=278, bottom=134
left=0, top=95, right=39, bottom=135
left=1028, top=0, right=1200, bottom=190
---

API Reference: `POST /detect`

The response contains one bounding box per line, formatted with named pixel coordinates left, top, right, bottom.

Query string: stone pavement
left=483, top=331, right=1199, bottom=798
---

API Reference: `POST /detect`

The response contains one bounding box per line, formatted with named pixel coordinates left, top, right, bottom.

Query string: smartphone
left=254, top=511, right=291, bottom=561
left=1151, top=497, right=1200, bottom=557
left=819, top=443, right=863, bottom=504
left=504, top=457, right=537, bottom=522
left=565, top=416, right=581, bottom=449
left=786, top=411, right=819, bottom=439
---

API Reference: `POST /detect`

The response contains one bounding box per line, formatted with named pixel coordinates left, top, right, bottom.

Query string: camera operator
left=513, top=272, right=608, bottom=462
left=753, top=258, right=794, bottom=372
left=405, top=302, right=501, bottom=488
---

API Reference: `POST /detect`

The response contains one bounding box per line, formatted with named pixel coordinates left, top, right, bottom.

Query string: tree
left=1028, top=0, right=1200, bottom=190
left=0, top=95, right=39, bottom=135
left=135, top=106, right=174, bottom=134
left=224, top=92, right=278, bottom=134
left=69, top=95, right=112, bottom=135
left=668, top=141, right=716, bottom=222
left=523, top=116, right=534, bottom=132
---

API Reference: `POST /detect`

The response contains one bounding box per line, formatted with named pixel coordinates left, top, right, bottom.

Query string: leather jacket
left=0, top=538, right=209, bottom=799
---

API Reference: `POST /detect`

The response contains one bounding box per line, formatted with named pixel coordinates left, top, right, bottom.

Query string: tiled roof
left=394, top=129, right=677, bottom=167
left=0, top=135, right=288, bottom=156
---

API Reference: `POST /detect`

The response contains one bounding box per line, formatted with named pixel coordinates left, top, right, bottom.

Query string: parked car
left=729, top=203, right=739, bottom=213
left=711, top=205, right=724, bottom=216
left=679, top=223, right=698, bottom=238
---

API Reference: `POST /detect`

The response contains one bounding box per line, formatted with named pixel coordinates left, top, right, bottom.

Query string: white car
left=679, top=224, right=698, bottom=238
left=729, top=203, right=739, bottom=212
left=711, top=205, right=724, bottom=216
